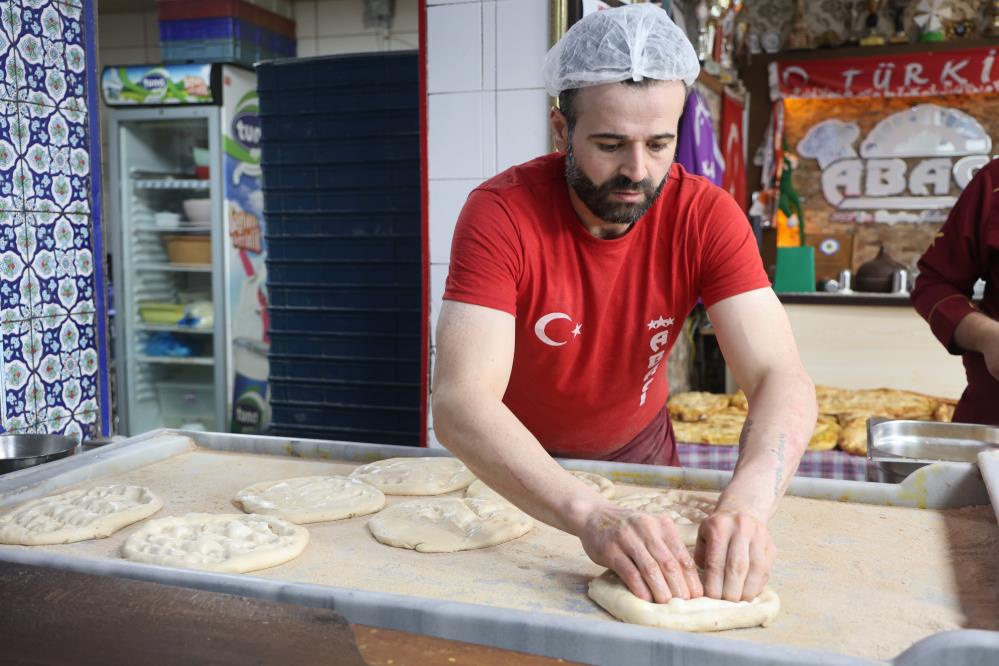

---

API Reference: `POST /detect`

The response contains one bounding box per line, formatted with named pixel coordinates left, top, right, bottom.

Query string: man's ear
left=550, top=106, right=569, bottom=153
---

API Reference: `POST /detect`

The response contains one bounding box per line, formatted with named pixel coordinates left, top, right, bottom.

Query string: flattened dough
left=368, top=497, right=533, bottom=552
left=588, top=570, right=780, bottom=632
left=122, top=513, right=308, bottom=573
left=465, top=471, right=614, bottom=503
left=0, top=485, right=163, bottom=546
left=571, top=471, right=615, bottom=498
left=349, top=457, right=474, bottom=495
left=232, top=475, right=385, bottom=524
left=615, top=490, right=715, bottom=547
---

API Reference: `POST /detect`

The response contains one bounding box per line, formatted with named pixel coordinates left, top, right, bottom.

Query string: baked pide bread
left=673, top=413, right=745, bottom=446
left=667, top=391, right=732, bottom=422
left=670, top=386, right=955, bottom=456
left=836, top=412, right=871, bottom=456
left=808, top=415, right=840, bottom=451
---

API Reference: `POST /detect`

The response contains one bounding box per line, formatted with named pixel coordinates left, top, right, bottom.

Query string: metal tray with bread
left=0, top=430, right=996, bottom=665
left=866, top=418, right=999, bottom=483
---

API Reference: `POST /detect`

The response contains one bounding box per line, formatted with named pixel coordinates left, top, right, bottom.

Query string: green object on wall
left=774, top=247, right=816, bottom=293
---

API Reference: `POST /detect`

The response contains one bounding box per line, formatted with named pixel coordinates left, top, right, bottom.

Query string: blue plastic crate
left=162, top=38, right=264, bottom=65
left=261, top=135, right=419, bottom=168
left=258, top=85, right=417, bottom=116
left=267, top=423, right=419, bottom=447
left=265, top=212, right=419, bottom=236
left=266, top=235, right=420, bottom=261
left=268, top=306, right=419, bottom=336
left=260, top=161, right=419, bottom=192
left=269, top=331, right=421, bottom=360
left=267, top=284, right=420, bottom=309
left=266, top=259, right=420, bottom=286
left=270, top=402, right=420, bottom=432
left=260, top=109, right=418, bottom=142
left=160, top=17, right=260, bottom=42
left=268, top=354, right=420, bottom=382
left=255, top=52, right=419, bottom=92
left=262, top=186, right=418, bottom=215
left=269, top=378, right=421, bottom=408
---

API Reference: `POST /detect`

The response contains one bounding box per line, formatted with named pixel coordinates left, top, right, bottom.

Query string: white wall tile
left=297, top=37, right=319, bottom=58
left=98, top=13, right=146, bottom=49
left=496, top=0, right=548, bottom=90
left=496, top=88, right=550, bottom=173
left=481, top=1, right=497, bottom=91
left=387, top=32, right=419, bottom=51
left=294, top=1, right=318, bottom=38
left=429, top=179, right=480, bottom=263
left=480, top=90, right=497, bottom=177
left=315, top=35, right=380, bottom=55
left=393, top=0, right=420, bottom=33
left=428, top=92, right=483, bottom=179
left=316, top=0, right=377, bottom=36
left=426, top=3, right=482, bottom=93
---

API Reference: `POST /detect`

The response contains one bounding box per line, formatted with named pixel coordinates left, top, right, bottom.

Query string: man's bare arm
left=954, top=311, right=999, bottom=380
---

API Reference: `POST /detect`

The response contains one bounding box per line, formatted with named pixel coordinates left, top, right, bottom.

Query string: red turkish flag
left=721, top=89, right=747, bottom=212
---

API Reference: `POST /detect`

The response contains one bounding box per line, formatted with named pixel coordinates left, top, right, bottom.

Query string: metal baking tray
left=867, top=419, right=999, bottom=483
left=0, top=429, right=996, bottom=666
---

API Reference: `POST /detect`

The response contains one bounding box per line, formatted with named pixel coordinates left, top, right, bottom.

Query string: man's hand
left=694, top=508, right=776, bottom=601
left=982, top=335, right=999, bottom=381
left=577, top=504, right=703, bottom=603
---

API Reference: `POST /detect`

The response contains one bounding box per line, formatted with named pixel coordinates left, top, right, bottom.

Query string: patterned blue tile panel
left=14, top=1, right=84, bottom=104
left=0, top=100, right=21, bottom=211
left=22, top=102, right=89, bottom=214
left=26, top=213, right=95, bottom=318
left=1, top=213, right=40, bottom=321
left=38, top=410, right=97, bottom=443
left=33, top=312, right=97, bottom=429
left=1, top=315, right=45, bottom=430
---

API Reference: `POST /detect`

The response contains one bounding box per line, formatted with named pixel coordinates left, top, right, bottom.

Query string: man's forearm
left=954, top=311, right=999, bottom=355
left=432, top=387, right=610, bottom=535
left=718, top=370, right=816, bottom=521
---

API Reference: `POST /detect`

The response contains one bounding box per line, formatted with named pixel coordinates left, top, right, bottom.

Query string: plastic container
left=156, top=381, right=214, bottom=428
left=138, top=302, right=186, bottom=325
left=182, top=198, right=212, bottom=222
left=158, top=0, right=295, bottom=38
left=163, top=235, right=212, bottom=265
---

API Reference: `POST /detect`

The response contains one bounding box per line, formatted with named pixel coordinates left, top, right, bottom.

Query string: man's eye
left=597, top=143, right=620, bottom=152
left=648, top=143, right=668, bottom=152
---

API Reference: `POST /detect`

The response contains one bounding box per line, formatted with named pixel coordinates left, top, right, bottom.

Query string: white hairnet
left=543, top=4, right=700, bottom=98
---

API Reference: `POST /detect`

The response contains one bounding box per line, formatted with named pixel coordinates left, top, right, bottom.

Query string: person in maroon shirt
left=912, top=158, right=999, bottom=426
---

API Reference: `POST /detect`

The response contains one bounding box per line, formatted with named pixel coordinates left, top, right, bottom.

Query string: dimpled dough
left=588, top=570, right=781, bottom=632
left=349, top=457, right=475, bottom=495
left=0, top=485, right=163, bottom=545
left=615, top=490, right=716, bottom=547
left=367, top=497, right=534, bottom=553
left=570, top=471, right=616, bottom=498
left=122, top=513, right=309, bottom=573
left=232, top=475, right=385, bottom=524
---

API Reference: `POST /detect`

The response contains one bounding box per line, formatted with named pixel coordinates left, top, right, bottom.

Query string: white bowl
left=182, top=198, right=212, bottom=223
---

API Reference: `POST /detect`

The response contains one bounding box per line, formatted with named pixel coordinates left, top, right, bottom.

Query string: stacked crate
left=257, top=52, right=422, bottom=446
left=158, top=0, right=296, bottom=66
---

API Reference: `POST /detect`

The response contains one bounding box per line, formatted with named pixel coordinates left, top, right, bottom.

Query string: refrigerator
left=103, top=64, right=269, bottom=436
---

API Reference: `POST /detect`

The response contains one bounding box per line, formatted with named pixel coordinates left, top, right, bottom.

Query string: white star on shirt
left=648, top=316, right=670, bottom=330
left=664, top=317, right=675, bottom=326
left=571, top=323, right=582, bottom=338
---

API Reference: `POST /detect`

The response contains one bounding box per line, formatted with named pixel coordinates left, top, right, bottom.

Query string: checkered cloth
left=677, top=444, right=868, bottom=482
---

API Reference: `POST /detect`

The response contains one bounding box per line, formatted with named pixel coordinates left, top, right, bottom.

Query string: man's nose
left=619, top=143, right=647, bottom=184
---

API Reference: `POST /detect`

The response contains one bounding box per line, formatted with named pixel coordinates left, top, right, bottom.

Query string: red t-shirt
left=443, top=153, right=769, bottom=459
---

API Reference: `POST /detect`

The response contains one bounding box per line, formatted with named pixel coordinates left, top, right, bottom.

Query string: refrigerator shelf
left=133, top=179, right=211, bottom=190
left=134, top=262, right=213, bottom=272
left=136, top=355, right=216, bottom=366
left=134, top=324, right=214, bottom=335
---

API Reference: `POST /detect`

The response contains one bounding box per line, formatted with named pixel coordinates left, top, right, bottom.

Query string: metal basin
left=866, top=419, right=999, bottom=483
left=0, top=434, right=78, bottom=474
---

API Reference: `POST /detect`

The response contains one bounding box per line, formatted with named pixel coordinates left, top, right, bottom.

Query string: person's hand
left=694, top=508, right=776, bottom=601
left=578, top=504, right=703, bottom=603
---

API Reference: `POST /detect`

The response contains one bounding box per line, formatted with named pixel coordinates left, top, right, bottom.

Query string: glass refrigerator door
left=110, top=107, right=226, bottom=435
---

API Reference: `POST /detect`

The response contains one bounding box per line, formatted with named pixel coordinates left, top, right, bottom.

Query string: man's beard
left=565, top=145, right=667, bottom=228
